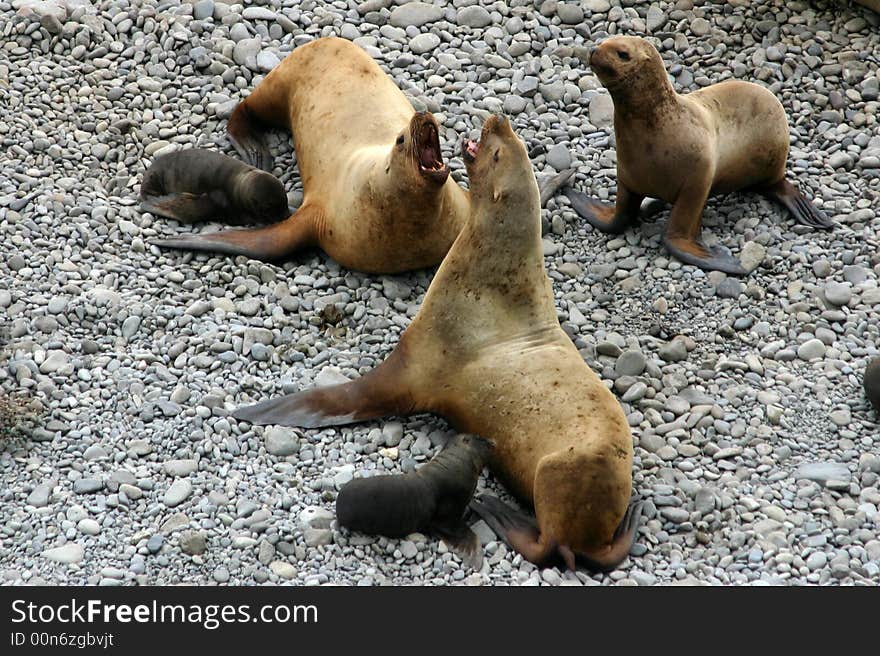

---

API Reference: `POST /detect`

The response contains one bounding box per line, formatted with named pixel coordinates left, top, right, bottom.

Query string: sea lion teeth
left=234, top=114, right=641, bottom=572
left=565, top=35, right=834, bottom=276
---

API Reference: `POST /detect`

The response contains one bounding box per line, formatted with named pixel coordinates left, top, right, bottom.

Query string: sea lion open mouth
left=416, top=121, right=449, bottom=183
left=462, top=138, right=480, bottom=163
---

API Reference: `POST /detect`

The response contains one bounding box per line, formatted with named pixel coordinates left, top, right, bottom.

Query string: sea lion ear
left=493, top=187, right=502, bottom=203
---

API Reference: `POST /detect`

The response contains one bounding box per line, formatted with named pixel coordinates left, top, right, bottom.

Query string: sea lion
left=336, top=433, right=491, bottom=568
left=234, top=115, right=643, bottom=572
left=566, top=36, right=834, bottom=276
left=864, top=357, right=880, bottom=412
left=140, top=149, right=289, bottom=226
left=150, top=36, right=469, bottom=274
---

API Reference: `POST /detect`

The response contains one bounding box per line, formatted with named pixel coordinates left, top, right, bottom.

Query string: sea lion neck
left=605, top=66, right=677, bottom=124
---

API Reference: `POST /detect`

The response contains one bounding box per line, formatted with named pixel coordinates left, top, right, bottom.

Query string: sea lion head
left=238, top=169, right=289, bottom=221
left=390, top=111, right=450, bottom=187
left=588, top=36, right=663, bottom=91
left=444, top=433, right=494, bottom=464
left=461, top=114, right=538, bottom=213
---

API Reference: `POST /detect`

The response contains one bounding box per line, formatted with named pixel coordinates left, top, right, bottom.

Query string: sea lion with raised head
left=566, top=36, right=833, bottom=276
left=234, top=115, right=642, bottom=572
left=150, top=37, right=469, bottom=274
left=140, top=149, right=289, bottom=225
left=336, top=433, right=491, bottom=568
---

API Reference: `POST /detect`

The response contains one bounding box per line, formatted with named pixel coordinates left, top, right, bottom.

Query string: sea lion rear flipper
left=436, top=524, right=483, bottom=570
left=564, top=185, right=643, bottom=233
left=538, top=168, right=575, bottom=207
left=150, top=205, right=320, bottom=262
left=761, top=179, right=835, bottom=230
left=469, top=495, right=558, bottom=566
left=234, top=346, right=416, bottom=427
left=140, top=191, right=227, bottom=224
left=578, top=499, right=645, bottom=572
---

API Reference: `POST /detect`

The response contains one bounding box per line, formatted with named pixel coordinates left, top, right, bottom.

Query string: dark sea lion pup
left=234, top=115, right=643, bottom=572
left=140, top=148, right=289, bottom=225
left=566, top=35, right=833, bottom=275
left=864, top=357, right=880, bottom=412
left=336, top=434, right=492, bottom=568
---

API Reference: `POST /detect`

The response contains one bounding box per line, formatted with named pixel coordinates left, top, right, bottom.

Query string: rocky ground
left=2, top=0, right=880, bottom=586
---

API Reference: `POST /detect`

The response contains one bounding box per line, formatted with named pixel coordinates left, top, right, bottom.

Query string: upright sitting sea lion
left=566, top=36, right=834, bottom=275
left=235, top=116, right=642, bottom=572
left=151, top=37, right=469, bottom=274
left=336, top=433, right=491, bottom=568
left=140, top=149, right=289, bottom=225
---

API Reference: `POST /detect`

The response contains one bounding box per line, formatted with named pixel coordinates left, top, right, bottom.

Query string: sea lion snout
left=483, top=113, right=513, bottom=138
left=589, top=37, right=646, bottom=85
left=448, top=433, right=493, bottom=461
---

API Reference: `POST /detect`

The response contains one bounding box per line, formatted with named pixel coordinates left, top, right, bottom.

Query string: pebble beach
left=1, top=0, right=879, bottom=586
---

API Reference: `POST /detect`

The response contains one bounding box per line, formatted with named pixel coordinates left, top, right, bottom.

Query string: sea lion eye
left=617, top=50, right=630, bottom=61
left=493, top=149, right=500, bottom=162
left=396, top=134, right=405, bottom=145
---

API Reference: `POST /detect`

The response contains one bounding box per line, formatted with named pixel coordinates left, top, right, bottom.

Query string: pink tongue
left=467, top=140, right=479, bottom=157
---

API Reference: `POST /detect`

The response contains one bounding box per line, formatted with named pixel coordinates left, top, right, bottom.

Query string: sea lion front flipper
left=663, top=181, right=748, bottom=276
left=564, top=184, right=643, bottom=234
left=227, top=102, right=274, bottom=172
left=140, top=191, right=228, bottom=223
left=150, top=205, right=320, bottom=262
left=538, top=168, right=575, bottom=207
left=761, top=179, right=835, bottom=230
left=436, top=523, right=483, bottom=570
left=663, top=236, right=748, bottom=277
left=578, top=499, right=645, bottom=572
left=234, top=346, right=416, bottom=427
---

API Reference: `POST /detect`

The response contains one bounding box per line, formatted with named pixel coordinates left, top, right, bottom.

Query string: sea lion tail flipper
left=436, top=524, right=483, bottom=570
left=564, top=186, right=642, bottom=233
left=763, top=179, right=835, bottom=230
left=150, top=205, right=320, bottom=261
left=469, top=495, right=556, bottom=566
left=578, top=499, right=645, bottom=572
left=234, top=347, right=415, bottom=428
left=140, top=191, right=226, bottom=224
left=538, top=168, right=575, bottom=207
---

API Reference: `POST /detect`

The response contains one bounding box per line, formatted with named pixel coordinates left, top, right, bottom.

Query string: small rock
left=270, top=561, right=297, bottom=579
left=797, top=339, right=826, bottom=361
left=179, top=531, right=208, bottom=556
left=163, top=480, right=193, bottom=507
left=42, top=544, right=84, bottom=564
left=658, top=340, right=687, bottom=363
left=265, top=427, right=300, bottom=456
left=615, top=350, right=647, bottom=377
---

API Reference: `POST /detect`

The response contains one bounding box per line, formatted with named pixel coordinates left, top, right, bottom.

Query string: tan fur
left=597, top=36, right=788, bottom=204
left=236, top=37, right=469, bottom=272
left=399, top=117, right=633, bottom=555
left=568, top=36, right=833, bottom=274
